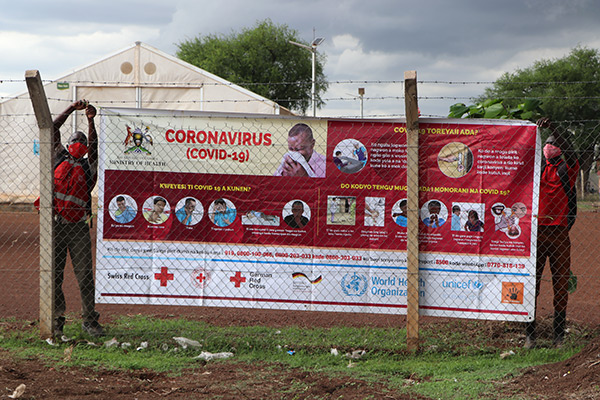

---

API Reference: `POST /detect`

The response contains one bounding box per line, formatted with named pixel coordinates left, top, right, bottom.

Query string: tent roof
left=2, top=41, right=293, bottom=115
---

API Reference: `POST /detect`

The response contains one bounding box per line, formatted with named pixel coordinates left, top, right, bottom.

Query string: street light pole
left=289, top=37, right=324, bottom=116
left=311, top=48, right=317, bottom=116
left=358, top=88, right=365, bottom=118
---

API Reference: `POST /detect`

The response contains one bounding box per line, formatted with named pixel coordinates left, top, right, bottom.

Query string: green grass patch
left=0, top=315, right=592, bottom=399
left=578, top=197, right=600, bottom=211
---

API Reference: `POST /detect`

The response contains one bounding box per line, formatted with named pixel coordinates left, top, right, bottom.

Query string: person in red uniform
left=52, top=100, right=105, bottom=338
left=525, top=117, right=579, bottom=349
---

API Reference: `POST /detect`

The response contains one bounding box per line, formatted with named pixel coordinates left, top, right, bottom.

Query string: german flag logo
left=292, top=273, right=323, bottom=284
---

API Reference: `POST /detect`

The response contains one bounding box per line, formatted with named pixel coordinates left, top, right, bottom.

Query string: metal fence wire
left=1, top=91, right=600, bottom=342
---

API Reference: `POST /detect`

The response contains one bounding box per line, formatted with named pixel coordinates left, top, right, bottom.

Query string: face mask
left=68, top=142, right=88, bottom=158
left=543, top=143, right=562, bottom=160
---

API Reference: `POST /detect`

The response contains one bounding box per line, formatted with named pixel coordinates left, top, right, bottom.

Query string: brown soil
left=1, top=208, right=600, bottom=399
left=500, top=335, right=600, bottom=400
left=0, top=347, right=432, bottom=400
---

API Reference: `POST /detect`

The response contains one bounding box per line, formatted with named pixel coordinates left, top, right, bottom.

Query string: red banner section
left=102, top=120, right=538, bottom=258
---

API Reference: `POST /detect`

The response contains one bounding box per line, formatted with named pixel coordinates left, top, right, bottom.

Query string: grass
left=0, top=315, right=592, bottom=399
left=579, top=196, right=600, bottom=211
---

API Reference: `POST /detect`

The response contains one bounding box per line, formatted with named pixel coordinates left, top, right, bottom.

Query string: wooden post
left=25, top=70, right=55, bottom=339
left=404, top=71, right=420, bottom=351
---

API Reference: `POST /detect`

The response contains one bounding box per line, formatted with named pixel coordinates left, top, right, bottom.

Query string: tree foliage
left=448, top=98, right=543, bottom=120
left=176, top=19, right=328, bottom=114
left=449, top=46, right=600, bottom=193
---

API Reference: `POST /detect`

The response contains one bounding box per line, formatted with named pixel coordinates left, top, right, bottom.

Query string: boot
left=524, top=320, right=536, bottom=349
left=53, top=316, right=65, bottom=337
left=553, top=311, right=566, bottom=348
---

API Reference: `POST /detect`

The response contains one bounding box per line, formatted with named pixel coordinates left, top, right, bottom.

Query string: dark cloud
left=2, top=0, right=600, bottom=116
left=299, top=0, right=600, bottom=56
left=1, top=1, right=175, bottom=32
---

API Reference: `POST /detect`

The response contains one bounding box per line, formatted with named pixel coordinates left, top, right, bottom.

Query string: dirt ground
left=1, top=208, right=600, bottom=399
left=0, top=344, right=433, bottom=400
left=500, top=332, right=600, bottom=400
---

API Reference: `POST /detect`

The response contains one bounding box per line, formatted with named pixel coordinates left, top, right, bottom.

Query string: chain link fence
left=1, top=79, right=599, bottom=341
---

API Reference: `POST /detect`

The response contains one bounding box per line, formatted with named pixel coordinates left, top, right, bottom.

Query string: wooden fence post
left=404, top=71, right=420, bottom=351
left=25, top=70, right=54, bottom=339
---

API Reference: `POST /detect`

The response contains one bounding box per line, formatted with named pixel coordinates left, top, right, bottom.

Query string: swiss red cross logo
left=155, top=266, right=174, bottom=287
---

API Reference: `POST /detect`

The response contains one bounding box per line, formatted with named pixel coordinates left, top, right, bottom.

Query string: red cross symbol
left=230, top=271, right=246, bottom=287
left=155, top=266, right=174, bottom=287
left=196, top=272, right=205, bottom=284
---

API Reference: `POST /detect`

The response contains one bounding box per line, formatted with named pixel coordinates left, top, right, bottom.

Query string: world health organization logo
left=341, top=273, right=368, bottom=297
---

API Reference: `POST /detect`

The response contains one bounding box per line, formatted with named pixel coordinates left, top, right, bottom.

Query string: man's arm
left=52, top=100, right=88, bottom=148
left=86, top=104, right=98, bottom=168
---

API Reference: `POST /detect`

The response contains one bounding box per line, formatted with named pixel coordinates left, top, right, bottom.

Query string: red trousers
left=535, top=225, right=571, bottom=314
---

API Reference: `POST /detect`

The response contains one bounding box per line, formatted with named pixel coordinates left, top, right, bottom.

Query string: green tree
left=176, top=19, right=328, bottom=114
left=481, top=47, right=600, bottom=195
left=449, top=49, right=598, bottom=291
left=448, top=98, right=543, bottom=120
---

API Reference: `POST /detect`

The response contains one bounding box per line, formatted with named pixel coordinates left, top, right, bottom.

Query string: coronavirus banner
left=96, top=108, right=540, bottom=321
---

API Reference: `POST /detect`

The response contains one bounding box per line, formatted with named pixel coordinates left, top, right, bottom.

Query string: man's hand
left=86, top=104, right=97, bottom=119
left=536, top=117, right=551, bottom=129
left=73, top=99, right=88, bottom=111
left=281, top=154, right=309, bottom=177
left=429, top=214, right=439, bottom=227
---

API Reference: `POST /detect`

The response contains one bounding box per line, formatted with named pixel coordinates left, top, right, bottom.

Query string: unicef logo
left=341, top=273, right=368, bottom=297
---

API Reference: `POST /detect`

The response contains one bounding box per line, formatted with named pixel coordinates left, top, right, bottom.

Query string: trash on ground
left=173, top=336, right=202, bottom=349
left=136, top=341, right=148, bottom=351
left=194, top=351, right=234, bottom=361
left=59, top=335, right=72, bottom=343
left=345, top=350, right=366, bottom=359
left=63, top=345, right=74, bottom=362
left=104, top=337, right=119, bottom=348
left=500, top=350, right=515, bottom=359
left=8, top=383, right=26, bottom=399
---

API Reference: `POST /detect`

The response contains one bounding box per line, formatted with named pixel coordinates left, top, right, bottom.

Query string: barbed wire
left=420, top=96, right=600, bottom=100
left=419, top=80, right=600, bottom=85
left=3, top=94, right=599, bottom=107
left=0, top=78, right=403, bottom=88
left=4, top=77, right=600, bottom=86
left=2, top=78, right=600, bottom=97
left=2, top=78, right=600, bottom=120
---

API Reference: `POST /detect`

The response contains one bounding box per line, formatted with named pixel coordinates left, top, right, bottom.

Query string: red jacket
left=538, top=158, right=579, bottom=227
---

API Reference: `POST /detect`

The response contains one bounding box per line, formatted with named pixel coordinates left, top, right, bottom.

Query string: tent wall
left=0, top=42, right=290, bottom=203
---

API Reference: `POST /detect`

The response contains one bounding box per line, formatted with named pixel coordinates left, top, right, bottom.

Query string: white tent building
left=0, top=41, right=292, bottom=203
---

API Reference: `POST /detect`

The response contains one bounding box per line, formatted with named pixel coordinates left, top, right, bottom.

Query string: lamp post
left=289, top=37, right=325, bottom=116
left=358, top=88, right=365, bottom=118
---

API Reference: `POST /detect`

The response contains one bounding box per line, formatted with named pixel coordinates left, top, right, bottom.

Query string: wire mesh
left=1, top=79, right=599, bottom=340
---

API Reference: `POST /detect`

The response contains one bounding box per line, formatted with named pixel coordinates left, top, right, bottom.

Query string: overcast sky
left=1, top=0, right=599, bottom=117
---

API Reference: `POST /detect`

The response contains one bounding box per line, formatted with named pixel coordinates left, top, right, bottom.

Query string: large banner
left=96, top=108, right=540, bottom=321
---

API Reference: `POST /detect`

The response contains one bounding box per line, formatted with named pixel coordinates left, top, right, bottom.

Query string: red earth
left=1, top=207, right=600, bottom=399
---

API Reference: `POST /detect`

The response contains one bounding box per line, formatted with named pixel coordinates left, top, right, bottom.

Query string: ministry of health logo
left=123, top=125, right=154, bottom=155
left=341, top=273, right=368, bottom=297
